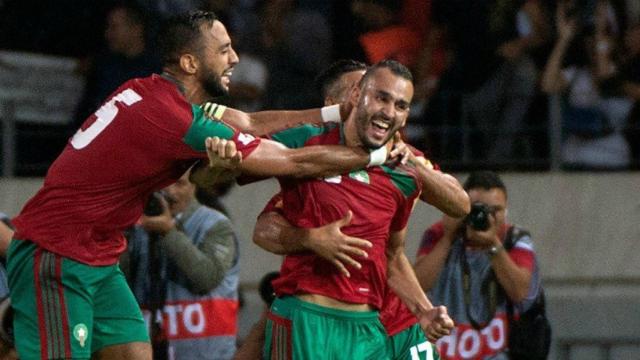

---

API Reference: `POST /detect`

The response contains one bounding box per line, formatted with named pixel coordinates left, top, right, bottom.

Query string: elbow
left=453, top=192, right=471, bottom=218
left=509, top=288, right=530, bottom=304
left=191, top=276, right=222, bottom=295
left=253, top=227, right=284, bottom=254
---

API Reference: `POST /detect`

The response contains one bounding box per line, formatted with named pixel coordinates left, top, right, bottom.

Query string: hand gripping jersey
left=13, top=74, right=260, bottom=266
left=267, top=123, right=423, bottom=310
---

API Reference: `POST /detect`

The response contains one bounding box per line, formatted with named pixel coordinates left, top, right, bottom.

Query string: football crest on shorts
left=73, top=323, right=89, bottom=348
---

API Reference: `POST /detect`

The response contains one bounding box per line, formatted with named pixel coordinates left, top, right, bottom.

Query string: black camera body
left=465, top=202, right=495, bottom=231
left=143, top=192, right=166, bottom=217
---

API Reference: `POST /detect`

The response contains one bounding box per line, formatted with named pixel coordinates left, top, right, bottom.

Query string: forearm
left=417, top=163, right=470, bottom=217
left=414, top=234, right=455, bottom=291
left=158, top=221, right=236, bottom=294
left=387, top=229, right=433, bottom=317
left=541, top=38, right=571, bottom=93
left=253, top=212, right=308, bottom=254
left=490, top=250, right=532, bottom=302
left=240, top=140, right=372, bottom=179
left=388, top=251, right=433, bottom=316
left=213, top=105, right=335, bottom=137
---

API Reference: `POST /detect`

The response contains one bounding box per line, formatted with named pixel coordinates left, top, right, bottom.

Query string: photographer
left=414, top=171, right=541, bottom=360
left=120, top=170, right=240, bottom=360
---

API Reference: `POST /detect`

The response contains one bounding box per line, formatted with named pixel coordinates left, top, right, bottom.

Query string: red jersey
left=266, top=123, right=423, bottom=310
left=13, top=74, right=260, bottom=265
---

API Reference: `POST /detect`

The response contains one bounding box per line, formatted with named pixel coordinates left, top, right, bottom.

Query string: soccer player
left=253, top=59, right=468, bottom=360
left=7, top=11, right=391, bottom=360
left=252, top=60, right=468, bottom=359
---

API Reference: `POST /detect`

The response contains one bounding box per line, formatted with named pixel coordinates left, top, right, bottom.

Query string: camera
left=143, top=192, right=166, bottom=217
left=464, top=202, right=495, bottom=231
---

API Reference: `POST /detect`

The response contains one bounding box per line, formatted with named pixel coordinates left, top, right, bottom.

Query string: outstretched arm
left=387, top=227, right=454, bottom=341
left=203, top=103, right=342, bottom=137
left=207, top=137, right=388, bottom=179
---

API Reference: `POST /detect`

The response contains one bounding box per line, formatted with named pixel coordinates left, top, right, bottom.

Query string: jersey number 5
left=71, top=89, right=142, bottom=149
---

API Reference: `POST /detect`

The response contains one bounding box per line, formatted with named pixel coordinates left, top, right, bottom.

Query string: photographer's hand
left=141, top=197, right=175, bottom=235
left=465, top=214, right=500, bottom=249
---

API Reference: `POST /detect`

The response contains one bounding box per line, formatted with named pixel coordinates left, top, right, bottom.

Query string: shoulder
left=417, top=221, right=446, bottom=255
left=506, top=224, right=535, bottom=252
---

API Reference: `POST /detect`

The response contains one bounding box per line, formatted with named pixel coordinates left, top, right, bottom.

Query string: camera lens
left=465, top=202, right=492, bottom=231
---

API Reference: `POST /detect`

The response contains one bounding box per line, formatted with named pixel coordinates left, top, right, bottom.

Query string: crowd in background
left=1, top=0, right=639, bottom=172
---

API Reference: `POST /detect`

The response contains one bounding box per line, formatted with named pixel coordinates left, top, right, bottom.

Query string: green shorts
left=265, top=296, right=388, bottom=360
left=6, top=239, right=148, bottom=359
left=388, top=323, right=440, bottom=360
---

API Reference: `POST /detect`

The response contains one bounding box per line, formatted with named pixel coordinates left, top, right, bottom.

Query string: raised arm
left=412, top=155, right=470, bottom=218
left=203, top=102, right=343, bottom=137
left=541, top=2, right=576, bottom=94
left=386, top=227, right=453, bottom=341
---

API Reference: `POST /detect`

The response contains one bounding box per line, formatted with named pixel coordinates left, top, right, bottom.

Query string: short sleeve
left=259, top=193, right=284, bottom=218
left=182, top=104, right=261, bottom=159
left=416, top=222, right=445, bottom=257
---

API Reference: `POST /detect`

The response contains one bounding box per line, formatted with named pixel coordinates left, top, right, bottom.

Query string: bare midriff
left=297, top=293, right=374, bottom=312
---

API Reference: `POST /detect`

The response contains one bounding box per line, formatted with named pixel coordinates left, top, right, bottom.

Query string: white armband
left=321, top=104, right=341, bottom=123
left=367, top=146, right=388, bottom=167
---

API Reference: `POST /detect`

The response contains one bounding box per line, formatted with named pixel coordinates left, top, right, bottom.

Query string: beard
left=200, top=67, right=228, bottom=98
left=355, top=107, right=397, bottom=149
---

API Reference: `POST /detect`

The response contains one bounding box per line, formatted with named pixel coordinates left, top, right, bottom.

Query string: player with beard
left=254, top=59, right=468, bottom=359
left=252, top=60, right=468, bottom=359
left=7, top=11, right=394, bottom=360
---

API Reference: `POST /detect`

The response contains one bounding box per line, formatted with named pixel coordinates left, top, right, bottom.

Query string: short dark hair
left=359, top=59, right=413, bottom=88
left=315, top=59, right=368, bottom=98
left=158, top=10, right=218, bottom=66
left=463, top=171, right=507, bottom=196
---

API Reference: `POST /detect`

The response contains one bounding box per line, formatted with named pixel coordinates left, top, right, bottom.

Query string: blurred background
left=0, top=0, right=638, bottom=359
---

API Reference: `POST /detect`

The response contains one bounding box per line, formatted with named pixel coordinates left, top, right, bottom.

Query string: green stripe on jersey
left=183, top=104, right=235, bottom=152
left=270, top=123, right=337, bottom=149
left=381, top=165, right=418, bottom=197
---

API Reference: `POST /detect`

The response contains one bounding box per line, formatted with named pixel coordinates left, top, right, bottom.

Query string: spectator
left=0, top=214, right=14, bottom=360
left=423, top=0, right=549, bottom=164
left=121, top=170, right=240, bottom=360
left=73, top=2, right=161, bottom=128
left=351, top=0, right=423, bottom=67
left=541, top=0, right=632, bottom=169
left=621, top=23, right=640, bottom=167
left=415, top=171, right=541, bottom=359
left=259, top=0, right=332, bottom=109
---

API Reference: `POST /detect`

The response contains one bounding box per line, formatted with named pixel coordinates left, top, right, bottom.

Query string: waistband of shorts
left=275, top=296, right=379, bottom=321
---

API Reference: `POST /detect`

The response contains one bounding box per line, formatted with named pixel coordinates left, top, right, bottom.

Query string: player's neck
left=160, top=70, right=208, bottom=104
left=342, top=116, right=363, bottom=147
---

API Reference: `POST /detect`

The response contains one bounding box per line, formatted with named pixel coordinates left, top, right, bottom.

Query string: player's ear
left=348, top=83, right=360, bottom=108
left=179, top=54, right=198, bottom=75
